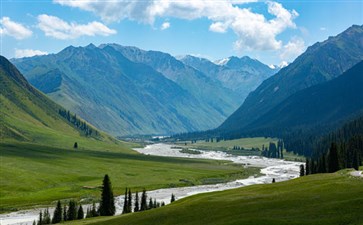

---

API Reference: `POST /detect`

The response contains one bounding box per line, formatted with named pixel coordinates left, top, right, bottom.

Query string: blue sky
left=1, top=0, right=362, bottom=65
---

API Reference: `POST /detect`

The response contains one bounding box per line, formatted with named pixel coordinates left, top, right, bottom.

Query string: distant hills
left=179, top=55, right=278, bottom=100
left=0, top=56, right=106, bottom=143
left=219, top=25, right=363, bottom=134
left=12, top=44, right=276, bottom=136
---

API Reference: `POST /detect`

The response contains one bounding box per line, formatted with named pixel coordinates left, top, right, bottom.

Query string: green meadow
left=0, top=141, right=259, bottom=212
left=68, top=171, right=363, bottom=225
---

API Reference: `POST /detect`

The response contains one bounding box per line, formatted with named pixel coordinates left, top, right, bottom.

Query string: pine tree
left=91, top=202, right=98, bottom=217
left=67, top=200, right=77, bottom=221
left=140, top=189, right=147, bottom=211
left=134, top=191, right=139, bottom=212
left=171, top=193, right=175, bottom=203
left=43, top=208, right=51, bottom=224
left=300, top=164, right=305, bottom=177
left=63, top=205, right=67, bottom=222
left=272, top=178, right=276, bottom=183
left=127, top=188, right=132, bottom=213
left=305, top=158, right=310, bottom=175
left=77, top=205, right=84, bottom=220
left=148, top=197, right=153, bottom=209
left=122, top=188, right=128, bottom=214
left=52, top=200, right=62, bottom=224
left=99, top=174, right=115, bottom=216
left=37, top=211, right=42, bottom=225
left=74, top=142, right=78, bottom=149
left=86, top=207, right=91, bottom=218
left=328, top=142, right=340, bottom=172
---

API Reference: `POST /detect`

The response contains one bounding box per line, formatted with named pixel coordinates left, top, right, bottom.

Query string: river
left=0, top=143, right=302, bottom=225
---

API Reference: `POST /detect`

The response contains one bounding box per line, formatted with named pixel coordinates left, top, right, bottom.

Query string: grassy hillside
left=0, top=55, right=108, bottom=144
left=69, top=171, right=363, bottom=225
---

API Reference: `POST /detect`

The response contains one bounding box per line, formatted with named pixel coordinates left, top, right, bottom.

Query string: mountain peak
left=86, top=43, right=97, bottom=49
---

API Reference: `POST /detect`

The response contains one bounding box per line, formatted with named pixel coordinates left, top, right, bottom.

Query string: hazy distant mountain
left=219, top=24, right=363, bottom=133
left=180, top=55, right=277, bottom=101
left=244, top=60, right=363, bottom=134
left=13, top=44, right=246, bottom=136
left=100, top=44, right=241, bottom=115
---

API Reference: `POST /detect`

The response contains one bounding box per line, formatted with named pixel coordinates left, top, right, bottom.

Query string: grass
left=0, top=141, right=259, bottom=212
left=68, top=171, right=363, bottom=225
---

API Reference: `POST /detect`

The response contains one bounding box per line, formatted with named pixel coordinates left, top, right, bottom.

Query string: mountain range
left=219, top=24, right=363, bottom=134
left=0, top=56, right=107, bottom=143
left=244, top=60, right=363, bottom=135
left=12, top=44, right=276, bottom=136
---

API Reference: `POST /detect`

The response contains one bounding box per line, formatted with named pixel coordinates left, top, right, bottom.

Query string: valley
left=1, top=5, right=362, bottom=224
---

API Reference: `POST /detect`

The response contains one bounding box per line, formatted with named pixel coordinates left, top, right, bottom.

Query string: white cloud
left=15, top=49, right=48, bottom=58
left=37, top=14, right=116, bottom=40
left=161, top=22, right=170, bottom=30
left=54, top=0, right=298, bottom=51
left=280, top=37, right=306, bottom=62
left=209, top=22, right=228, bottom=33
left=320, top=27, right=327, bottom=31
left=0, top=17, right=32, bottom=39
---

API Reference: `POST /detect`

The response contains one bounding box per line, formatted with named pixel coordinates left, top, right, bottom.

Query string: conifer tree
left=272, top=178, right=276, bottom=183
left=37, top=211, right=42, bottom=225
left=43, top=208, right=51, bottom=224
left=127, top=188, right=132, bottom=213
left=52, top=201, right=62, bottom=224
left=67, top=200, right=77, bottom=221
left=328, top=142, right=339, bottom=172
left=140, top=189, right=147, bottom=211
left=134, top=191, right=139, bottom=212
left=171, top=193, right=175, bottom=203
left=300, top=164, right=305, bottom=177
left=86, top=207, right=91, bottom=218
left=63, top=205, right=67, bottom=222
left=74, top=142, right=78, bottom=149
left=148, top=197, right=153, bottom=209
left=305, top=158, right=310, bottom=175
left=91, top=202, right=98, bottom=217
left=77, top=205, right=84, bottom=220
left=122, top=188, right=128, bottom=214
left=99, top=174, right=115, bottom=216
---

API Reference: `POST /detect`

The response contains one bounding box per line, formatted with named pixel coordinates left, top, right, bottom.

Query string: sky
left=0, top=0, right=362, bottom=65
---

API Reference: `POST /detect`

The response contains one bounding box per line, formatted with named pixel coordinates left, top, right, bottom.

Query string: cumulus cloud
left=161, top=22, right=170, bottom=30
left=280, top=37, right=306, bottom=62
left=0, top=17, right=32, bottom=39
left=15, top=49, right=48, bottom=58
left=37, top=14, right=116, bottom=39
left=209, top=22, right=228, bottom=33
left=54, top=0, right=298, bottom=51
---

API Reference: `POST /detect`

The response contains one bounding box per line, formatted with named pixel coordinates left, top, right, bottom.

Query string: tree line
left=296, top=116, right=363, bottom=175
left=58, top=109, right=99, bottom=137
left=34, top=174, right=176, bottom=224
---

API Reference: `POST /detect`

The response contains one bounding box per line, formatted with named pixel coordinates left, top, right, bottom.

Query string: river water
left=0, top=143, right=302, bottom=225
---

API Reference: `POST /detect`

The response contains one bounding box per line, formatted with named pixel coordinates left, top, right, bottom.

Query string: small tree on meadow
left=67, top=200, right=77, bottom=221
left=99, top=174, right=115, bottom=216
left=77, top=205, right=84, bottom=220
left=171, top=193, right=175, bottom=203
left=300, top=164, right=305, bottom=177
left=140, top=189, right=147, bottom=211
left=52, top=200, right=62, bottom=224
left=134, top=191, right=139, bottom=212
